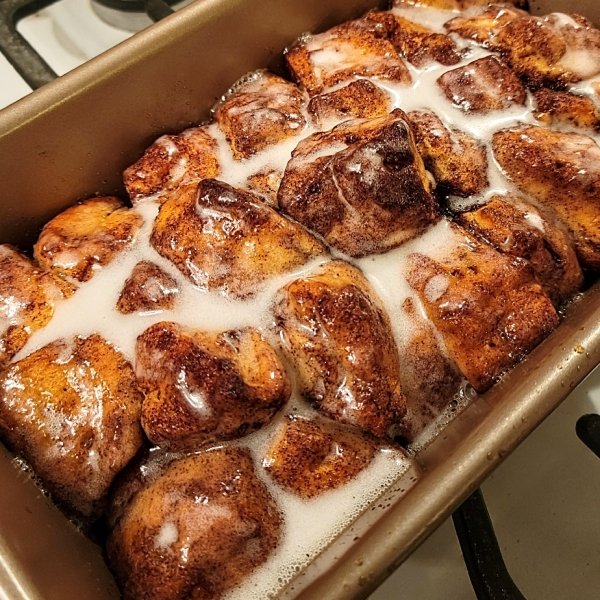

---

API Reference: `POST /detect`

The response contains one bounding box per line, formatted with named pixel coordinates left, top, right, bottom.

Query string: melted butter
left=11, top=5, right=600, bottom=600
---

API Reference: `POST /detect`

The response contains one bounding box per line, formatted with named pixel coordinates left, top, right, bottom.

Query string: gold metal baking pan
left=0, top=1, right=598, bottom=599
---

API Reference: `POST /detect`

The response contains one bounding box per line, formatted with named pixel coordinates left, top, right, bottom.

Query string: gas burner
left=91, top=0, right=191, bottom=32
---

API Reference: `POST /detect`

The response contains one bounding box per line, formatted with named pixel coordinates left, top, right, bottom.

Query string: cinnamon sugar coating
left=0, top=334, right=144, bottom=518
left=151, top=179, right=326, bottom=298
left=107, top=447, right=281, bottom=600
left=278, top=110, right=439, bottom=257
left=493, top=126, right=600, bottom=271
left=136, top=322, right=290, bottom=452
left=273, top=260, right=406, bottom=437
left=406, top=223, right=559, bottom=392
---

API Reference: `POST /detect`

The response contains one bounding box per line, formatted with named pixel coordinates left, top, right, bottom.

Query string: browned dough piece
left=308, top=80, right=393, bottom=127
left=214, top=71, right=306, bottom=160
left=245, top=168, right=283, bottom=207
left=386, top=14, right=461, bottom=67
left=437, top=55, right=526, bottom=112
left=136, top=322, right=290, bottom=451
left=285, top=21, right=411, bottom=96
left=278, top=110, right=439, bottom=257
left=493, top=126, right=600, bottom=271
left=107, top=447, right=281, bottom=600
left=407, top=109, right=488, bottom=197
left=406, top=222, right=558, bottom=392
left=34, top=196, right=142, bottom=283
left=0, top=245, right=72, bottom=369
left=394, top=0, right=526, bottom=9
left=272, top=260, right=406, bottom=437
left=264, top=416, right=380, bottom=498
left=533, top=89, right=600, bottom=132
left=151, top=180, right=327, bottom=299
left=0, top=334, right=144, bottom=518
left=123, top=126, right=220, bottom=204
left=117, top=261, right=179, bottom=314
left=456, top=195, right=584, bottom=307
left=444, top=5, right=527, bottom=46
left=395, top=297, right=462, bottom=444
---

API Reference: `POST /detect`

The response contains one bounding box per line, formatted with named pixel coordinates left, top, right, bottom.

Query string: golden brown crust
left=285, top=21, right=411, bottom=96
left=136, top=322, right=290, bottom=451
left=214, top=71, right=306, bottom=160
left=406, top=223, right=559, bottom=392
left=444, top=5, right=527, bottom=45
left=151, top=179, right=327, bottom=298
left=278, top=110, right=440, bottom=257
left=308, top=79, right=392, bottom=127
left=386, top=14, right=461, bottom=67
left=395, top=297, right=462, bottom=443
left=407, top=109, right=488, bottom=197
left=106, top=447, right=282, bottom=600
left=123, top=126, right=220, bottom=204
left=394, top=0, right=526, bottom=9
left=0, top=334, right=144, bottom=518
left=272, top=260, right=406, bottom=437
left=0, top=245, right=71, bottom=369
left=117, top=261, right=179, bottom=314
left=492, top=126, right=600, bottom=271
left=456, top=195, right=584, bottom=307
left=533, top=89, right=600, bottom=132
left=264, top=416, right=379, bottom=497
left=437, top=55, right=526, bottom=112
left=34, top=196, right=142, bottom=283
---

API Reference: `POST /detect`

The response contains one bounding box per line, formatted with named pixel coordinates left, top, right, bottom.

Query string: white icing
left=155, top=521, right=179, bottom=549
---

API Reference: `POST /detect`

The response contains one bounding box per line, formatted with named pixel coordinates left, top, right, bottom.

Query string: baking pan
left=0, top=1, right=599, bottom=599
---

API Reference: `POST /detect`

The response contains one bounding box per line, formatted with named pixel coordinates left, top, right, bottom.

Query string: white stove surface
left=1, top=3, right=600, bottom=599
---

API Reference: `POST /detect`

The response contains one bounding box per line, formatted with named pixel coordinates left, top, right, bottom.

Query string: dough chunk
left=534, top=89, right=600, bottom=132
left=151, top=179, right=326, bottom=298
left=214, top=71, right=306, bottom=160
left=107, top=447, right=281, bottom=600
left=456, top=195, right=583, bottom=306
left=272, top=260, right=406, bottom=437
left=408, top=109, right=488, bottom=197
left=117, top=261, right=179, bottom=314
left=264, top=416, right=379, bottom=498
left=0, top=245, right=71, bottom=368
left=493, top=126, right=600, bottom=271
left=0, top=334, right=144, bottom=518
left=406, top=223, right=558, bottom=392
left=136, top=322, right=290, bottom=451
left=123, top=126, right=220, bottom=204
left=278, top=110, right=439, bottom=257
left=437, top=56, right=526, bottom=113
left=286, top=21, right=411, bottom=96
left=34, top=196, right=142, bottom=283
